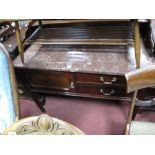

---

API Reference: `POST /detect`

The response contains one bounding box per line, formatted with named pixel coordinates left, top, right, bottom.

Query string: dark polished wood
left=26, top=21, right=133, bottom=45
left=0, top=22, right=14, bottom=42
left=13, top=20, right=155, bottom=107
left=1, top=23, right=28, bottom=59
left=15, top=68, right=131, bottom=101
left=16, top=70, right=46, bottom=112
left=140, top=20, right=154, bottom=57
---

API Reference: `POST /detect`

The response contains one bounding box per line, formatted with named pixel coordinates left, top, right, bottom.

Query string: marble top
left=13, top=42, right=155, bottom=75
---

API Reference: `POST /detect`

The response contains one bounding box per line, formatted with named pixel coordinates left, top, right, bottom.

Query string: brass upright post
left=125, top=90, right=138, bottom=134
left=134, top=19, right=141, bottom=68
left=15, top=21, right=24, bottom=63
left=125, top=19, right=141, bottom=134
left=38, top=20, right=43, bottom=27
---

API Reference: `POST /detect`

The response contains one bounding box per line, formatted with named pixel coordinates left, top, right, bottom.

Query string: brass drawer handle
left=18, top=89, right=24, bottom=94
left=100, top=89, right=115, bottom=96
left=100, top=77, right=117, bottom=84
left=70, top=82, right=75, bottom=89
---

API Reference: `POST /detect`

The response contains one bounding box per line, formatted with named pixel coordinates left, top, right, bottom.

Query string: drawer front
left=76, top=73, right=126, bottom=85
left=23, top=71, right=74, bottom=91
left=17, top=85, right=32, bottom=98
left=76, top=85, right=128, bottom=97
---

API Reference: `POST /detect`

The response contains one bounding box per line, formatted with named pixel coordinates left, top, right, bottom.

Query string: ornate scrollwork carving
left=14, top=114, right=83, bottom=135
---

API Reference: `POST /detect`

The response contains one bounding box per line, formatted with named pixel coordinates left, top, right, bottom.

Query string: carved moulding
left=3, top=114, right=84, bottom=135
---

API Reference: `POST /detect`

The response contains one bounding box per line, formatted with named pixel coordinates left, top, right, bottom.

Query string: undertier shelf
left=26, top=22, right=134, bottom=45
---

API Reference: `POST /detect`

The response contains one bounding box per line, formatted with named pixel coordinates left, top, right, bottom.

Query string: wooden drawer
left=15, top=69, right=130, bottom=99
left=22, top=70, right=74, bottom=91
left=76, top=73, right=126, bottom=85
left=76, top=85, right=128, bottom=97
left=17, top=85, right=31, bottom=98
